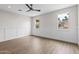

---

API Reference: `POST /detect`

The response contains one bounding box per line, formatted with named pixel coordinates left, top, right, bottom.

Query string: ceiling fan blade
left=25, top=4, right=32, bottom=9
left=30, top=4, right=33, bottom=7
left=33, top=9, right=40, bottom=12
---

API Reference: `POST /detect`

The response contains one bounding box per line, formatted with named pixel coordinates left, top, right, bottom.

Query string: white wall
left=31, top=5, right=78, bottom=44
left=78, top=5, right=79, bottom=45
left=0, top=10, right=31, bottom=42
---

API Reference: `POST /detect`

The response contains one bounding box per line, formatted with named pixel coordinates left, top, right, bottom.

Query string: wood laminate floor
left=0, top=36, right=79, bottom=54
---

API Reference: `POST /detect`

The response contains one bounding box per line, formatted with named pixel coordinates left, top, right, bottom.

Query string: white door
left=0, top=25, right=4, bottom=42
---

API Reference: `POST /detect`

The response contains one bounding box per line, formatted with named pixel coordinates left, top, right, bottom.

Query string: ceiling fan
left=25, top=4, right=40, bottom=12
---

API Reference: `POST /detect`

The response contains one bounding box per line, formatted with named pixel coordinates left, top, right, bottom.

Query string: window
left=35, top=19, right=40, bottom=29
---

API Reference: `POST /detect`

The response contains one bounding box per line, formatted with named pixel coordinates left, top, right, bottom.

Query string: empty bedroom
left=0, top=4, right=79, bottom=54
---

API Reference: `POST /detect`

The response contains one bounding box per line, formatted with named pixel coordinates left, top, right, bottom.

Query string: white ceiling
left=0, top=4, right=75, bottom=17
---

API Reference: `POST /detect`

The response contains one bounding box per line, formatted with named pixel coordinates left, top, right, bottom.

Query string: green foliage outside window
left=36, top=20, right=40, bottom=29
